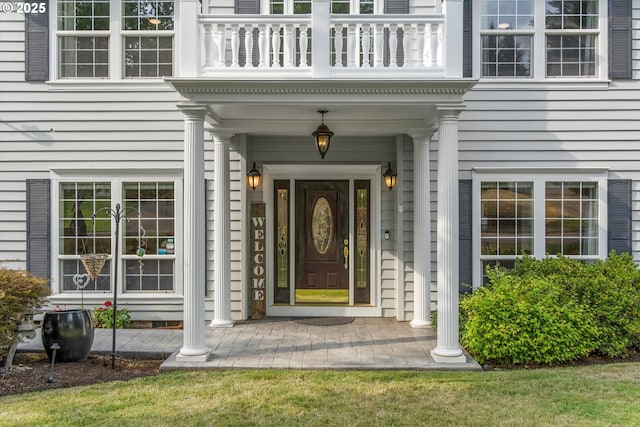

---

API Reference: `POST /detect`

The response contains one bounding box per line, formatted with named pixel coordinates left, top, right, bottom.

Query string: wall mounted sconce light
left=383, top=162, right=397, bottom=191
left=311, top=110, right=334, bottom=159
left=247, top=162, right=261, bottom=191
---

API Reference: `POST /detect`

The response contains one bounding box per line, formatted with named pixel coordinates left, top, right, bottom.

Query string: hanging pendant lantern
left=312, top=110, right=334, bottom=159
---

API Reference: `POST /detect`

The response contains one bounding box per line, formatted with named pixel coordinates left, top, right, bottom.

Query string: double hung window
left=475, top=173, right=606, bottom=285
left=479, top=0, right=602, bottom=79
left=56, top=0, right=175, bottom=79
left=55, top=177, right=180, bottom=294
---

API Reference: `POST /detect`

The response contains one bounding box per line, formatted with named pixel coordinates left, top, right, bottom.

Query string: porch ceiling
left=167, top=79, right=476, bottom=136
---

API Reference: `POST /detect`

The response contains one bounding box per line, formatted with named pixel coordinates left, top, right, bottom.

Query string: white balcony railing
left=199, top=14, right=445, bottom=78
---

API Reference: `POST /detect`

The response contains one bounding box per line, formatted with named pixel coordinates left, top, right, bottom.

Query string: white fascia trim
left=51, top=169, right=183, bottom=179
left=46, top=81, right=176, bottom=92
left=472, top=167, right=609, bottom=176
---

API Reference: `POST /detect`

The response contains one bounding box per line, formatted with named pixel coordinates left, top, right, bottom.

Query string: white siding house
left=0, top=0, right=637, bottom=363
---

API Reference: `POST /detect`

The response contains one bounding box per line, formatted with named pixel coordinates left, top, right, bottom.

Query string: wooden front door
left=295, top=181, right=349, bottom=296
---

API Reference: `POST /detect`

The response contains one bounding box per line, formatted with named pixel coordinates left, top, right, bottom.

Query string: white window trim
left=473, top=0, right=609, bottom=82
left=472, top=168, right=608, bottom=289
left=49, top=169, right=184, bottom=299
left=50, top=0, right=177, bottom=82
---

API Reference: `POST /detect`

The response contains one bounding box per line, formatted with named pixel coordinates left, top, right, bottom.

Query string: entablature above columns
left=169, top=81, right=474, bottom=137
left=169, top=79, right=475, bottom=104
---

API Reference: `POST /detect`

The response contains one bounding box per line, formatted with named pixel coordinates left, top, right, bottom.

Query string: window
left=59, top=182, right=112, bottom=291
left=479, top=0, right=601, bottom=79
left=55, top=177, right=180, bottom=294
left=480, top=0, right=533, bottom=77
left=474, top=173, right=606, bottom=286
left=269, top=0, right=375, bottom=14
left=55, top=0, right=174, bottom=79
left=123, top=182, right=176, bottom=291
left=58, top=0, right=110, bottom=78
left=123, top=0, right=175, bottom=78
left=545, top=1, right=598, bottom=77
left=545, top=181, right=599, bottom=256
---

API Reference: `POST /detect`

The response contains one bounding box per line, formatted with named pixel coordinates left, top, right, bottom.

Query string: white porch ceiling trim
left=167, top=79, right=476, bottom=136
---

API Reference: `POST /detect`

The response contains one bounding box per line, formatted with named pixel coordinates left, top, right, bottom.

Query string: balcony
left=198, top=12, right=448, bottom=79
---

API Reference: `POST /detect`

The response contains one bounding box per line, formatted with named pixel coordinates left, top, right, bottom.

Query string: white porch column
left=177, top=104, right=210, bottom=361
left=410, top=132, right=432, bottom=328
left=432, top=106, right=466, bottom=363
left=210, top=131, right=235, bottom=327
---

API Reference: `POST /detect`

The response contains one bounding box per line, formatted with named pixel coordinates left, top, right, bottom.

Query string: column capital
left=408, top=129, right=436, bottom=142
left=436, top=104, right=466, bottom=121
left=207, top=128, right=235, bottom=142
left=178, top=103, right=207, bottom=121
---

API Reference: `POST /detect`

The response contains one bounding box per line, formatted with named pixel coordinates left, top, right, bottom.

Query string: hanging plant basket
left=41, top=309, right=95, bottom=363
left=80, top=253, right=109, bottom=282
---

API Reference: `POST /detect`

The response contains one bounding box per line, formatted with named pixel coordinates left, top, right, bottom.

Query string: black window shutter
left=608, top=179, right=632, bottom=254
left=26, top=179, right=51, bottom=280
left=609, top=0, right=631, bottom=79
left=463, top=0, right=472, bottom=78
left=236, top=0, right=260, bottom=14
left=459, top=180, right=472, bottom=293
left=236, top=0, right=260, bottom=66
left=384, top=0, right=408, bottom=14
left=25, top=3, right=49, bottom=81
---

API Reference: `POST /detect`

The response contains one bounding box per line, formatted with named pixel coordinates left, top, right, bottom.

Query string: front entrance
left=266, top=165, right=379, bottom=316
left=295, top=180, right=350, bottom=304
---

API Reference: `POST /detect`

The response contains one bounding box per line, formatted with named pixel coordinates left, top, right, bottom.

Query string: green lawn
left=2, top=363, right=639, bottom=426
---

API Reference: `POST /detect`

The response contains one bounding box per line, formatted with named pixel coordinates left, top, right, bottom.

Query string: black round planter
left=42, top=309, right=95, bottom=362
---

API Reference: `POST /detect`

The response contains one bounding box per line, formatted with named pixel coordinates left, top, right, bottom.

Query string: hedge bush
left=0, top=269, right=49, bottom=358
left=460, top=253, right=640, bottom=365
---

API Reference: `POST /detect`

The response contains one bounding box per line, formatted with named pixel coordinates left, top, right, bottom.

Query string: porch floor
left=18, top=318, right=481, bottom=370
left=162, top=318, right=481, bottom=371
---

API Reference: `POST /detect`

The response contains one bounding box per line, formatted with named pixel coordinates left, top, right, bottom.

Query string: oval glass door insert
left=311, top=197, right=333, bottom=255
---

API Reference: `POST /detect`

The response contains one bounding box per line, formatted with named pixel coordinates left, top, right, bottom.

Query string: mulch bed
left=1, top=352, right=162, bottom=397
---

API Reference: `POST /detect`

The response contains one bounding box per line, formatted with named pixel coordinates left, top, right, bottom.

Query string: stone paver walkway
left=162, top=318, right=481, bottom=370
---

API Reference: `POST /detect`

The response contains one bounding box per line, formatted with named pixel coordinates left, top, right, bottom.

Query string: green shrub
left=509, top=253, right=640, bottom=357
left=460, top=266, right=598, bottom=365
left=461, top=253, right=640, bottom=365
left=0, top=269, right=49, bottom=357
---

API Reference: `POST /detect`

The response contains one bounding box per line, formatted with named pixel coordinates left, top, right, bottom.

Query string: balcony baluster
left=388, top=24, right=397, bottom=68
left=373, top=24, right=384, bottom=68
left=300, top=25, right=309, bottom=67
left=334, top=24, right=344, bottom=67
left=198, top=14, right=446, bottom=77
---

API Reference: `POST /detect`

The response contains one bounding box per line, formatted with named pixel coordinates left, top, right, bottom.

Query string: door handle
left=343, top=239, right=349, bottom=269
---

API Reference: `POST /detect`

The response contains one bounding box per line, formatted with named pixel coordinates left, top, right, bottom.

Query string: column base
left=210, top=319, right=235, bottom=328
left=431, top=347, right=467, bottom=364
left=176, top=347, right=211, bottom=362
left=410, top=319, right=432, bottom=329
